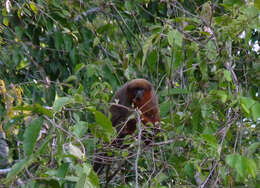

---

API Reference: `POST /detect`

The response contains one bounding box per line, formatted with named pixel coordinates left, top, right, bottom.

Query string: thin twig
left=134, top=109, right=142, bottom=188
left=200, top=161, right=218, bottom=188
left=200, top=108, right=239, bottom=188
left=44, top=116, right=86, bottom=157
left=0, top=168, right=11, bottom=174
left=151, top=139, right=175, bottom=146
left=111, top=4, right=142, bottom=50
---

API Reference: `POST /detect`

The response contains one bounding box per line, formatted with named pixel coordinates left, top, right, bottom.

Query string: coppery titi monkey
left=109, top=78, right=160, bottom=138
left=93, top=79, right=160, bottom=174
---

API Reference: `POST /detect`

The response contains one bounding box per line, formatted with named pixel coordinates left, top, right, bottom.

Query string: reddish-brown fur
left=109, top=79, right=160, bottom=137
left=94, top=79, right=160, bottom=174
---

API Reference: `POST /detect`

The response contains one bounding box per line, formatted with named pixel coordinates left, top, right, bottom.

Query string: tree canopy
left=0, top=0, right=259, bottom=187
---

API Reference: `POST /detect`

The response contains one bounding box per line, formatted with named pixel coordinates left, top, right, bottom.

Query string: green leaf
left=93, top=111, right=115, bottom=142
left=206, top=40, right=217, bottom=60
left=184, top=25, right=196, bottom=31
left=2, top=8, right=7, bottom=16
left=6, top=159, right=30, bottom=182
left=75, top=63, right=86, bottom=74
left=246, top=142, right=260, bottom=157
left=124, top=1, right=135, bottom=10
left=226, top=154, right=245, bottom=177
left=13, top=104, right=53, bottom=117
left=57, top=163, right=69, bottom=178
left=223, top=70, right=232, bottom=82
left=86, top=64, right=97, bottom=78
left=73, top=113, right=80, bottom=122
left=236, top=156, right=247, bottom=177
left=159, top=102, right=171, bottom=117
left=35, top=132, right=54, bottom=156
left=17, top=8, right=22, bottom=19
left=168, top=29, right=183, bottom=47
left=3, top=17, right=9, bottom=26
left=76, top=173, right=92, bottom=188
left=184, top=163, right=195, bottom=177
left=23, top=118, right=43, bottom=156
left=142, top=33, right=159, bottom=67
left=241, top=97, right=260, bottom=120
left=174, top=30, right=183, bottom=47
left=94, top=111, right=112, bottom=130
left=226, top=154, right=257, bottom=178
left=53, top=97, right=74, bottom=112
left=147, top=50, right=157, bottom=71
left=173, top=49, right=183, bottom=70
left=75, top=164, right=99, bottom=188
left=6, top=133, right=53, bottom=184
left=15, top=26, right=23, bottom=39
left=201, top=134, right=218, bottom=148
left=223, top=0, right=244, bottom=7
left=255, top=0, right=260, bottom=10
left=246, top=158, right=257, bottom=178
left=93, top=37, right=100, bottom=47
left=54, top=32, right=63, bottom=49
left=241, top=97, right=256, bottom=114
left=167, top=30, right=174, bottom=47
left=251, top=102, right=260, bottom=121
left=64, top=34, right=72, bottom=51
left=226, top=153, right=240, bottom=169
left=64, top=75, right=77, bottom=83
left=122, top=151, right=129, bottom=158
left=73, top=121, right=88, bottom=138
left=216, top=90, right=228, bottom=103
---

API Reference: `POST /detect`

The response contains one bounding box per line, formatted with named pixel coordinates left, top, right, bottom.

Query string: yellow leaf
left=30, top=2, right=38, bottom=15
left=14, top=85, right=23, bottom=105
left=3, top=17, right=9, bottom=26
left=0, top=80, right=7, bottom=96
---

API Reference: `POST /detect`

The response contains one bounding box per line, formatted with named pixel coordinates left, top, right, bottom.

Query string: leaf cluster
left=0, top=0, right=259, bottom=187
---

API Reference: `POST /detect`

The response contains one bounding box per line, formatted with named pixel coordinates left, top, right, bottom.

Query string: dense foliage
left=0, top=0, right=259, bottom=187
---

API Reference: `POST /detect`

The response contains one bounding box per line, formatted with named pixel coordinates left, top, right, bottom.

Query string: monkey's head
left=126, top=79, right=153, bottom=107
left=110, top=78, right=160, bottom=138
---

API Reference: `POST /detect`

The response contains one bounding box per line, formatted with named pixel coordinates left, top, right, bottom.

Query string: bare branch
left=0, top=167, right=11, bottom=174
left=135, top=109, right=142, bottom=188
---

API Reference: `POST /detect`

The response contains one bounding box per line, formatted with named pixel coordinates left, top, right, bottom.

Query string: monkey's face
left=132, top=87, right=145, bottom=102
left=127, top=86, right=151, bottom=107
left=126, top=79, right=153, bottom=109
left=127, top=87, right=145, bottom=103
